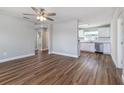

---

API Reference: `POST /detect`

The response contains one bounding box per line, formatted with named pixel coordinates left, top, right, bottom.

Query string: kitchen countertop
left=80, top=41, right=110, bottom=43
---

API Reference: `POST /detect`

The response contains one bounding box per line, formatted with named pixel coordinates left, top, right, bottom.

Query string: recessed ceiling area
left=0, top=7, right=116, bottom=25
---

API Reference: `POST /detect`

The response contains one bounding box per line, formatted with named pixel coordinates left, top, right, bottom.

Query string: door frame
left=77, top=19, right=81, bottom=57
left=117, top=12, right=124, bottom=68
left=35, top=25, right=50, bottom=53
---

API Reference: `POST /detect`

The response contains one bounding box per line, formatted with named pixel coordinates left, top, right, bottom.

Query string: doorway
left=35, top=28, right=49, bottom=54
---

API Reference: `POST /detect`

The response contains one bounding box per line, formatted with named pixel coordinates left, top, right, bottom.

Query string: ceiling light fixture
left=37, top=16, right=46, bottom=21
left=40, top=16, right=44, bottom=20
left=40, top=18, right=43, bottom=21
left=43, top=17, right=46, bottom=21
left=37, top=16, right=40, bottom=20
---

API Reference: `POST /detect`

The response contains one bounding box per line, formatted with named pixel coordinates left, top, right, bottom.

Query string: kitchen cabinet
left=98, top=27, right=110, bottom=37
left=80, top=42, right=95, bottom=52
left=103, top=43, right=111, bottom=54
left=80, top=42, right=111, bottom=54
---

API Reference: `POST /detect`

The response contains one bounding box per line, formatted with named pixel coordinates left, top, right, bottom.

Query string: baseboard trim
left=111, top=55, right=118, bottom=68
left=51, top=51, right=78, bottom=58
left=111, top=54, right=123, bottom=69
left=0, top=53, right=35, bottom=63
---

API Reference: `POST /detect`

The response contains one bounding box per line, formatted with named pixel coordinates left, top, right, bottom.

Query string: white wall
left=48, top=24, right=53, bottom=54
left=0, top=14, right=36, bottom=62
left=51, top=20, right=78, bottom=57
left=111, top=8, right=122, bottom=67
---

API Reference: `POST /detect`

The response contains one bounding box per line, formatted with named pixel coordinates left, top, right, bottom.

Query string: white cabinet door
left=80, top=43, right=89, bottom=51
left=80, top=43, right=95, bottom=52
left=89, top=43, right=95, bottom=52
left=103, top=43, right=111, bottom=54
left=98, top=27, right=110, bottom=37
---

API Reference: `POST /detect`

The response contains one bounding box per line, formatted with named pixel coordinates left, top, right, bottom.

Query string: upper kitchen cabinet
left=98, top=27, right=110, bottom=38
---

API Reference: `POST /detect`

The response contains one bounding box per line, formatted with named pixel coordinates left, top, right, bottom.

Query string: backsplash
left=80, top=37, right=110, bottom=42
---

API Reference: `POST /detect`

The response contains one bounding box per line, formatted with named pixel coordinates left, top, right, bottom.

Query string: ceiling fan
left=23, top=7, right=56, bottom=22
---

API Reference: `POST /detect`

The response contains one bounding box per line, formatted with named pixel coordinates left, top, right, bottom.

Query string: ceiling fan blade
left=31, top=7, right=40, bottom=14
left=46, top=17, right=54, bottom=21
left=23, top=17, right=31, bottom=19
left=23, top=17, right=38, bottom=24
left=23, top=13, right=36, bottom=16
left=46, top=13, right=56, bottom=16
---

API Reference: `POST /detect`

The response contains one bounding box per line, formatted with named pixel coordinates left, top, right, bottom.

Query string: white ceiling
left=0, top=7, right=116, bottom=25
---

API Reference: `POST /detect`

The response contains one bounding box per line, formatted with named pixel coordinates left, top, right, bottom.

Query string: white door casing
left=117, top=13, right=124, bottom=68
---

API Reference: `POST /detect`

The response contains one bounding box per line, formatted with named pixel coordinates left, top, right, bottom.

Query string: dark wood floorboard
left=0, top=51, right=122, bottom=85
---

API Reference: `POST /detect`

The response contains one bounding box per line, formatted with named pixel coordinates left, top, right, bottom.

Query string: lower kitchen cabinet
left=80, top=42, right=95, bottom=52
left=80, top=42, right=111, bottom=54
left=103, top=43, right=111, bottom=54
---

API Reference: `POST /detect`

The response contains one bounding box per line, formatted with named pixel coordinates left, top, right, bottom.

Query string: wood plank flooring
left=0, top=51, right=122, bottom=85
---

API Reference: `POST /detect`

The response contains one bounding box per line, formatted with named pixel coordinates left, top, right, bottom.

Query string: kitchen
left=78, top=24, right=111, bottom=54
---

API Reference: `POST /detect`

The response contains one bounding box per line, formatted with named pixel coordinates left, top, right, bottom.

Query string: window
left=79, top=30, right=98, bottom=41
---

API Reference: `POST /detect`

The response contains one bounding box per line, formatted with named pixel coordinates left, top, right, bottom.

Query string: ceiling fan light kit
left=37, top=16, right=45, bottom=21
left=43, top=17, right=46, bottom=21
left=36, top=16, right=40, bottom=20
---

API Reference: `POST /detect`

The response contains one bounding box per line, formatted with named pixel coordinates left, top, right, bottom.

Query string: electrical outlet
left=3, top=52, right=7, bottom=56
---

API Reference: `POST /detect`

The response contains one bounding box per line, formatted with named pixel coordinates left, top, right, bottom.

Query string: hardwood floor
left=0, top=51, right=122, bottom=85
